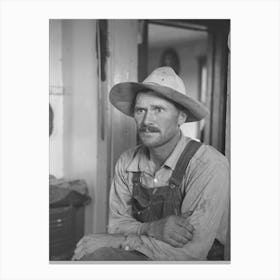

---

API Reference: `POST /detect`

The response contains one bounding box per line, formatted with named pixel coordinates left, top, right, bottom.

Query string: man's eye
left=154, top=107, right=163, bottom=113
left=135, top=108, right=145, bottom=114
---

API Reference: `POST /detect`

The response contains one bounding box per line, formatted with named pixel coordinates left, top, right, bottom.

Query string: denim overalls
left=131, top=140, right=224, bottom=260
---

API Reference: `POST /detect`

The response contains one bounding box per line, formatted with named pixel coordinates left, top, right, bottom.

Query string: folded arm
left=108, top=150, right=230, bottom=261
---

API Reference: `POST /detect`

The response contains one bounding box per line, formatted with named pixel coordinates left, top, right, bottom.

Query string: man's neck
left=148, top=131, right=181, bottom=170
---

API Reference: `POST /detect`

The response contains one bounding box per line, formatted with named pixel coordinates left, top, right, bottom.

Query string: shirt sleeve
left=179, top=154, right=230, bottom=260
left=107, top=152, right=143, bottom=235
left=124, top=150, right=230, bottom=261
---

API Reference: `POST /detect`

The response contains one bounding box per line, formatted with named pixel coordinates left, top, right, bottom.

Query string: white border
left=1, top=0, right=280, bottom=279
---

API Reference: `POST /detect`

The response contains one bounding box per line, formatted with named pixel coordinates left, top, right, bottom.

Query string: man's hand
left=72, top=233, right=125, bottom=261
left=140, top=212, right=195, bottom=248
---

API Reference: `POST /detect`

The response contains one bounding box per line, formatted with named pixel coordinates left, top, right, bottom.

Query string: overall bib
left=131, top=140, right=224, bottom=260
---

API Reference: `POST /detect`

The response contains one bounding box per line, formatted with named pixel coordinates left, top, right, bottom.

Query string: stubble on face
left=134, top=92, right=182, bottom=149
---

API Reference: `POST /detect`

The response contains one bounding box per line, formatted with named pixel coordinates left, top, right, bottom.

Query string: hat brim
left=109, top=82, right=209, bottom=122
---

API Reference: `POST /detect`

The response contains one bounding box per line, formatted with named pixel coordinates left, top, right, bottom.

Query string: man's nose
left=142, top=110, right=154, bottom=125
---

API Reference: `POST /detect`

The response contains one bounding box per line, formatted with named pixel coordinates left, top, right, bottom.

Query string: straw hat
left=109, top=67, right=209, bottom=122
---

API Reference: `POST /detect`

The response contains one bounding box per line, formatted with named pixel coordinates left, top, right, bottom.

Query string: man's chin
left=140, top=137, right=161, bottom=148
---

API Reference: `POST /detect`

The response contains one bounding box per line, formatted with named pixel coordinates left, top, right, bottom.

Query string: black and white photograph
left=1, top=0, right=280, bottom=279
left=49, top=19, right=231, bottom=262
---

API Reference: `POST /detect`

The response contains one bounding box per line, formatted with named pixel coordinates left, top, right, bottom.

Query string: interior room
left=49, top=19, right=230, bottom=261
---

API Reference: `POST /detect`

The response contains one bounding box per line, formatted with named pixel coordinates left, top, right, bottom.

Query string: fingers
left=161, top=217, right=194, bottom=247
left=180, top=212, right=195, bottom=232
left=72, top=246, right=86, bottom=260
left=179, top=222, right=195, bottom=233
left=165, top=231, right=192, bottom=248
left=171, top=232, right=190, bottom=245
left=72, top=251, right=85, bottom=261
left=77, top=235, right=89, bottom=246
left=168, top=216, right=195, bottom=244
left=73, top=234, right=104, bottom=260
left=148, top=216, right=195, bottom=248
left=166, top=237, right=185, bottom=248
left=172, top=226, right=193, bottom=242
left=72, top=236, right=91, bottom=261
left=175, top=217, right=195, bottom=233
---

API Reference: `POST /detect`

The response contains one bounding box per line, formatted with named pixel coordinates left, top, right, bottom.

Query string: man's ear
left=178, top=110, right=187, bottom=126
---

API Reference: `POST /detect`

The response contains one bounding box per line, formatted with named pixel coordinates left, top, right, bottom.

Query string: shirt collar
left=126, top=132, right=191, bottom=173
left=164, top=132, right=191, bottom=171
left=126, top=145, right=152, bottom=174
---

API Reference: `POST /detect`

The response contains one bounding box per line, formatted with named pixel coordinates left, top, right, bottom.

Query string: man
left=73, top=67, right=229, bottom=261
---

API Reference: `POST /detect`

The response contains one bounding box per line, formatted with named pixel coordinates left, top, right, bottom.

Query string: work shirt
left=108, top=134, right=230, bottom=261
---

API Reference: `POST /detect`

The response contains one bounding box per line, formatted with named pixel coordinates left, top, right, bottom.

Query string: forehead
left=135, top=91, right=176, bottom=108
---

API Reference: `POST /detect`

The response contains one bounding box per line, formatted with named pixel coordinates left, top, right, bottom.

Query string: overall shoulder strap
left=169, top=140, right=202, bottom=187
left=131, top=145, right=145, bottom=185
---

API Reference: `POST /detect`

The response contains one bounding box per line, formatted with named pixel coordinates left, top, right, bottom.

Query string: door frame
left=138, top=19, right=231, bottom=261
left=140, top=19, right=230, bottom=154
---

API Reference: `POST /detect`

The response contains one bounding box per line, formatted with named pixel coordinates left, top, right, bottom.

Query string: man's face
left=134, top=91, right=186, bottom=148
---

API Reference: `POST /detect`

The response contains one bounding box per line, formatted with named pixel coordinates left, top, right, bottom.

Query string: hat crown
left=143, top=67, right=186, bottom=96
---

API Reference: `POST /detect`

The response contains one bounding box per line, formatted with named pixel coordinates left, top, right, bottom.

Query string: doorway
left=137, top=20, right=230, bottom=260
left=138, top=19, right=230, bottom=154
